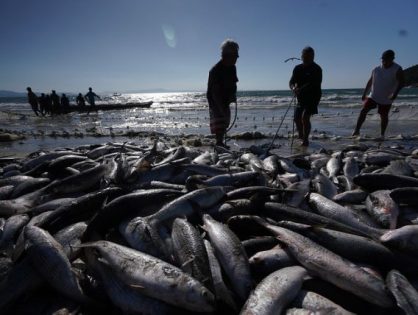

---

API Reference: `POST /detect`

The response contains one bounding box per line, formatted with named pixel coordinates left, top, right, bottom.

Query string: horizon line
left=1, top=87, right=367, bottom=95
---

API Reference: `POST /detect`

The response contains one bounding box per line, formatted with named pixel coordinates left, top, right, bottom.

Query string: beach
left=1, top=89, right=418, bottom=314
left=0, top=89, right=417, bottom=157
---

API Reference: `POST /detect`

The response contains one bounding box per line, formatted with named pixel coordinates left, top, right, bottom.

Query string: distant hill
left=0, top=90, right=25, bottom=97
left=404, top=65, right=418, bottom=87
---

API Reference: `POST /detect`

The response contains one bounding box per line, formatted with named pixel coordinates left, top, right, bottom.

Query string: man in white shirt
left=352, top=50, right=404, bottom=138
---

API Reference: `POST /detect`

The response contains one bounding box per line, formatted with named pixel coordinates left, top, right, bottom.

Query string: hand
left=361, top=94, right=367, bottom=101
left=389, top=94, right=396, bottom=101
left=292, top=87, right=300, bottom=96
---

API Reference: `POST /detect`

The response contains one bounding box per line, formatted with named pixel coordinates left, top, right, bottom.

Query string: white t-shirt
left=369, top=63, right=401, bottom=105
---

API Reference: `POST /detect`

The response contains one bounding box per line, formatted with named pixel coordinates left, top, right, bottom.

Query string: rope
left=224, top=101, right=238, bottom=146
left=291, top=107, right=296, bottom=149
left=266, top=95, right=296, bottom=153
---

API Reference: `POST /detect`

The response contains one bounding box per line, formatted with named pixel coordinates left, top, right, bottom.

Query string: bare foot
left=351, top=130, right=360, bottom=137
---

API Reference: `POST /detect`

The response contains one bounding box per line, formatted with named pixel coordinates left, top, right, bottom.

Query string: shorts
left=363, top=98, right=391, bottom=115
left=209, top=105, right=231, bottom=134
left=294, top=102, right=318, bottom=116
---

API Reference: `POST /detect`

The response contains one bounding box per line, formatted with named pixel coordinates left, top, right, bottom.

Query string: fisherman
left=38, top=93, right=47, bottom=116
left=76, top=93, right=86, bottom=106
left=207, top=39, right=239, bottom=148
left=26, top=87, right=40, bottom=116
left=51, top=90, right=60, bottom=115
left=352, top=50, right=404, bottom=139
left=61, top=93, right=70, bottom=110
left=45, top=94, right=52, bottom=115
left=289, top=46, right=322, bottom=147
left=85, top=87, right=101, bottom=114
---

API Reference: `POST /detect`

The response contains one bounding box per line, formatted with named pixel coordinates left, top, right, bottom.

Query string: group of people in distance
left=207, top=39, right=405, bottom=147
left=26, top=87, right=101, bottom=116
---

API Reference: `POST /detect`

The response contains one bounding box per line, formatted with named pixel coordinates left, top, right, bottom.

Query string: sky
left=1, top=0, right=417, bottom=93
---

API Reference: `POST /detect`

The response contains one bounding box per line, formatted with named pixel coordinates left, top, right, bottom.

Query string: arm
left=289, top=68, right=297, bottom=91
left=390, top=68, right=405, bottom=100
left=94, top=93, right=101, bottom=100
left=362, top=75, right=373, bottom=101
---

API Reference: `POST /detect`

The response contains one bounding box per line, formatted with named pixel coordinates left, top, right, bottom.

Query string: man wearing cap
left=352, top=50, right=404, bottom=138
left=289, top=46, right=322, bottom=147
left=207, top=39, right=239, bottom=147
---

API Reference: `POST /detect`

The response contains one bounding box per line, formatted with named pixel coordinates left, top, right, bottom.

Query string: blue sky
left=1, top=0, right=417, bottom=92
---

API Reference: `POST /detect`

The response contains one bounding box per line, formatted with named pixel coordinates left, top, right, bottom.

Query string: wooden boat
left=61, top=101, right=153, bottom=113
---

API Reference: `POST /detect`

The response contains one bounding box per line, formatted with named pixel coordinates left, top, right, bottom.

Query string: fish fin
left=96, top=257, right=110, bottom=266
left=309, top=224, right=327, bottom=231
left=307, top=259, right=328, bottom=269
left=303, top=274, right=313, bottom=281
left=181, top=256, right=195, bottom=268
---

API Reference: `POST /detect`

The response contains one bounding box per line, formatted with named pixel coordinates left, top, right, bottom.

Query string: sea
left=1, top=89, right=417, bottom=155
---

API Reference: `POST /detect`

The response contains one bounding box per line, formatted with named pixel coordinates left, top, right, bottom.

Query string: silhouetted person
left=51, top=90, right=60, bottom=115
left=76, top=93, right=86, bottom=106
left=352, top=50, right=404, bottom=139
left=207, top=39, right=239, bottom=147
left=85, top=87, right=100, bottom=114
left=61, top=94, right=70, bottom=111
left=289, top=46, right=322, bottom=147
left=26, top=87, right=40, bottom=116
left=38, top=93, right=47, bottom=116
left=45, top=94, right=52, bottom=115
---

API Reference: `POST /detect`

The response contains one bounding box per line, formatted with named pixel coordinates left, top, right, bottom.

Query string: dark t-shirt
left=76, top=95, right=86, bottom=106
left=85, top=91, right=98, bottom=105
left=51, top=94, right=60, bottom=106
left=61, top=97, right=70, bottom=107
left=27, top=91, right=38, bottom=105
left=289, top=62, right=322, bottom=106
left=207, top=61, right=238, bottom=108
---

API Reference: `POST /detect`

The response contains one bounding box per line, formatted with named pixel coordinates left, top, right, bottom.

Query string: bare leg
left=301, top=111, right=311, bottom=146
left=215, top=133, right=225, bottom=146
left=352, top=107, right=371, bottom=136
left=380, top=112, right=389, bottom=137
left=294, top=109, right=303, bottom=139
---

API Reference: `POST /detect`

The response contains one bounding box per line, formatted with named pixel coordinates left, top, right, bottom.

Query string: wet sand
left=1, top=130, right=417, bottom=161
left=0, top=104, right=417, bottom=158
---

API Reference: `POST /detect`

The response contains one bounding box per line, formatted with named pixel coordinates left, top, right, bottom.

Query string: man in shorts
left=207, top=39, right=239, bottom=147
left=352, top=50, right=404, bottom=139
left=289, top=46, right=322, bottom=147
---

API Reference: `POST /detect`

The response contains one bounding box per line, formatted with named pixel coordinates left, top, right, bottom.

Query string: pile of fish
left=0, top=140, right=418, bottom=314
